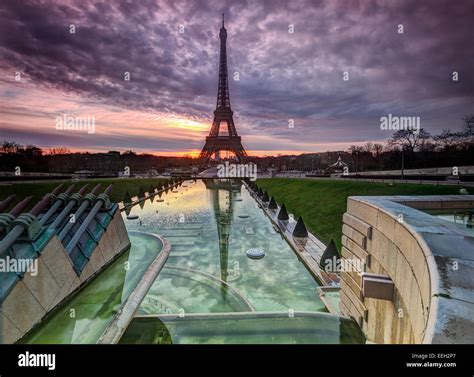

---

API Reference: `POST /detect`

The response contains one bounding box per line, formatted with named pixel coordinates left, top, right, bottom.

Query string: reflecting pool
left=425, top=208, right=474, bottom=235
left=22, top=179, right=365, bottom=344
left=125, top=179, right=325, bottom=314
left=122, top=179, right=365, bottom=344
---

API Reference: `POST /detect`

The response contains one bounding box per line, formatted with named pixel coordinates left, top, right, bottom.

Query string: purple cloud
left=0, top=0, right=473, bottom=153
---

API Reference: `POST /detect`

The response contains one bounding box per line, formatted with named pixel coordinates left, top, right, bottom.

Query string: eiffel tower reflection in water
left=204, top=179, right=243, bottom=288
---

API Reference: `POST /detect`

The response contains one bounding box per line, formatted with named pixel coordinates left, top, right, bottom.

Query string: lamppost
left=401, top=147, right=405, bottom=180
left=355, top=151, right=359, bottom=175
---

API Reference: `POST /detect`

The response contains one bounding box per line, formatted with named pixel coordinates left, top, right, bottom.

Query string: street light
left=401, top=147, right=405, bottom=180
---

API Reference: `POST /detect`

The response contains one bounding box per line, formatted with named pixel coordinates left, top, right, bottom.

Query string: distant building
left=73, top=170, right=95, bottom=178
left=165, top=167, right=192, bottom=177
left=326, top=156, right=348, bottom=174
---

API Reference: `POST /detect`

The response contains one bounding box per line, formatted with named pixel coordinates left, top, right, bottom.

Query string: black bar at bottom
left=0, top=344, right=472, bottom=377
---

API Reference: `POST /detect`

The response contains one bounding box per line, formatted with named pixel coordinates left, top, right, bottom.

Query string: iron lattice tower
left=199, top=14, right=248, bottom=163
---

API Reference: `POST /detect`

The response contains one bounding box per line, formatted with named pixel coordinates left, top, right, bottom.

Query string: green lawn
left=0, top=178, right=168, bottom=210
left=257, top=178, right=464, bottom=252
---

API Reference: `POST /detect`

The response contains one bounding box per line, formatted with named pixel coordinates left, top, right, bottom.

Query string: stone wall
left=0, top=210, right=130, bottom=344
left=340, top=195, right=474, bottom=344
left=351, top=165, right=474, bottom=177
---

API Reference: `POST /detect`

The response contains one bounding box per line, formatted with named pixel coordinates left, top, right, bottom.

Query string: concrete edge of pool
left=119, top=310, right=366, bottom=344
left=342, top=194, right=474, bottom=344
left=97, top=231, right=171, bottom=344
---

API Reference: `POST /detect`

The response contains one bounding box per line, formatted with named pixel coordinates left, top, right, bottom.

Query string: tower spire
left=217, top=13, right=230, bottom=109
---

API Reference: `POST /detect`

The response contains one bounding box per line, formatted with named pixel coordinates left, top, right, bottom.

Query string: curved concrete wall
left=340, top=195, right=474, bottom=344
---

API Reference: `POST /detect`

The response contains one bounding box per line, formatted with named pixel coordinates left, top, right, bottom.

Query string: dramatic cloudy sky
left=0, top=0, right=473, bottom=156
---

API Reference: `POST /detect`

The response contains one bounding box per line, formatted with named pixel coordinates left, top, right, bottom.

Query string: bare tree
left=372, top=143, right=384, bottom=157
left=371, top=143, right=384, bottom=168
left=363, top=142, right=374, bottom=153
left=47, top=147, right=71, bottom=155
left=1, top=140, right=22, bottom=154
left=24, top=145, right=43, bottom=157
left=462, top=114, right=474, bottom=136
left=434, top=129, right=462, bottom=151
left=388, top=129, right=430, bottom=153
left=347, top=145, right=364, bottom=154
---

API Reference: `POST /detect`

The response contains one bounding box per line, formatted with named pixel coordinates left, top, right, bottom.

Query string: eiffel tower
left=199, top=14, right=248, bottom=163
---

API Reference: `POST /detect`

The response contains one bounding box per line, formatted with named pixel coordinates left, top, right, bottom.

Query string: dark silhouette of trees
left=434, top=129, right=462, bottom=151
left=388, top=129, right=431, bottom=153
left=1, top=115, right=473, bottom=175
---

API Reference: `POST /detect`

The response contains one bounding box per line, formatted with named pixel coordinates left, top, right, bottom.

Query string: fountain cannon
left=0, top=195, right=15, bottom=212
left=0, top=184, right=64, bottom=255
left=39, top=184, right=76, bottom=226
left=47, top=184, right=90, bottom=232
left=0, top=196, right=33, bottom=237
left=65, top=184, right=114, bottom=254
left=58, top=184, right=102, bottom=241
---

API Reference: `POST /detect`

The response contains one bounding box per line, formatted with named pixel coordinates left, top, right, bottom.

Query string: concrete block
left=341, top=279, right=366, bottom=317
left=79, top=258, right=95, bottom=284
left=362, top=273, right=394, bottom=301
left=393, top=223, right=414, bottom=260
left=49, top=269, right=81, bottom=311
left=376, top=211, right=396, bottom=241
left=88, top=245, right=106, bottom=274
left=369, top=256, right=384, bottom=275
left=40, top=236, right=74, bottom=288
left=1, top=309, right=21, bottom=344
left=347, top=199, right=379, bottom=225
left=2, top=281, right=46, bottom=337
left=343, top=236, right=369, bottom=262
left=343, top=213, right=373, bottom=238
left=343, top=224, right=367, bottom=249
left=341, top=267, right=362, bottom=291
left=385, top=242, right=398, bottom=279
left=395, top=251, right=414, bottom=311
left=342, top=224, right=353, bottom=239
left=21, top=257, right=61, bottom=312
left=97, top=227, right=114, bottom=262
left=409, top=286, right=425, bottom=342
